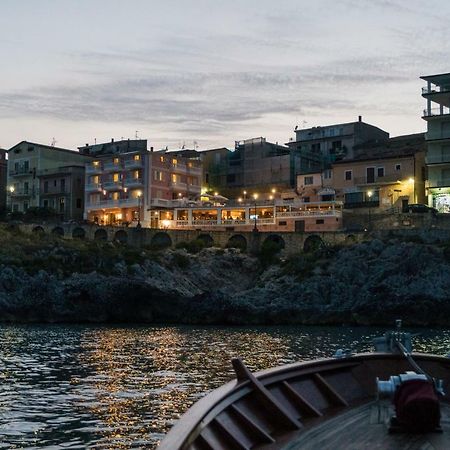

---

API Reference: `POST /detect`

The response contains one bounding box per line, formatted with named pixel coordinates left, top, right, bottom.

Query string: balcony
left=428, top=178, right=450, bottom=188
left=9, top=166, right=32, bottom=177
left=85, top=183, right=103, bottom=192
left=354, top=174, right=403, bottom=185
left=124, top=159, right=143, bottom=169
left=85, top=197, right=141, bottom=209
left=422, top=85, right=450, bottom=95
left=425, top=131, right=450, bottom=141
left=103, top=181, right=123, bottom=190
left=86, top=164, right=102, bottom=174
left=123, top=178, right=144, bottom=188
left=170, top=181, right=188, bottom=189
left=9, top=189, right=31, bottom=198
left=103, top=161, right=123, bottom=171
left=422, top=107, right=450, bottom=118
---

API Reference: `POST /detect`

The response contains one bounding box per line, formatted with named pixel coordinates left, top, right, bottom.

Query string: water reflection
left=1, top=324, right=450, bottom=449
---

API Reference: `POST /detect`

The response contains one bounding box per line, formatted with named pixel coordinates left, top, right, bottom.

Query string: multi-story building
left=7, top=141, right=91, bottom=215
left=38, top=166, right=86, bottom=221
left=0, top=148, right=6, bottom=210
left=287, top=117, right=390, bottom=174
left=331, top=133, right=426, bottom=211
left=421, top=72, right=450, bottom=212
left=200, top=137, right=301, bottom=198
left=81, top=139, right=202, bottom=227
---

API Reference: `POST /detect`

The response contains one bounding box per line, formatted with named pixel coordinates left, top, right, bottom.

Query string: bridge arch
left=226, top=234, right=247, bottom=251
left=263, top=234, right=285, bottom=251
left=94, top=228, right=108, bottom=241
left=51, top=226, right=64, bottom=237
left=345, top=234, right=357, bottom=244
left=114, top=230, right=128, bottom=244
left=303, top=235, right=324, bottom=253
left=197, top=233, right=214, bottom=248
left=32, top=225, right=45, bottom=235
left=72, top=227, right=86, bottom=239
left=150, top=232, right=172, bottom=250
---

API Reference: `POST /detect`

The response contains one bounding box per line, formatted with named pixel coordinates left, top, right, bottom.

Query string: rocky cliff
left=1, top=226, right=450, bottom=326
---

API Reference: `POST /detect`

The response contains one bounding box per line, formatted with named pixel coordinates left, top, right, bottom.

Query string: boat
left=158, top=322, right=450, bottom=449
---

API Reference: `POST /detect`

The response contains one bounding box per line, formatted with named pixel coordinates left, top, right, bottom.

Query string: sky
left=1, top=0, right=450, bottom=151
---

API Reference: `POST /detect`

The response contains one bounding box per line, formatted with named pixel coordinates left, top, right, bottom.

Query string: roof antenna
left=135, top=130, right=139, bottom=139
left=51, top=138, right=57, bottom=147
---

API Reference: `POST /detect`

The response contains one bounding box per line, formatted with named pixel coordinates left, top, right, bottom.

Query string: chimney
left=358, top=115, right=362, bottom=122
left=85, top=143, right=89, bottom=147
left=111, top=138, right=114, bottom=143
left=150, top=146, right=154, bottom=152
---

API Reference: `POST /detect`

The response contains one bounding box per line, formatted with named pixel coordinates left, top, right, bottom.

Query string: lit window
left=113, top=173, right=120, bottom=182
left=172, top=158, right=177, bottom=165
left=134, top=154, right=140, bottom=161
left=113, top=157, right=119, bottom=164
left=188, top=162, right=193, bottom=168
left=154, top=170, right=163, bottom=181
left=93, top=161, right=100, bottom=167
left=171, top=174, right=177, bottom=183
left=134, top=170, right=140, bottom=179
left=112, top=192, right=119, bottom=200
left=160, top=156, right=164, bottom=162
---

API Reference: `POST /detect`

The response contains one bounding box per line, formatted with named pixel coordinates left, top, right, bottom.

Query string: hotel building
left=0, top=148, right=6, bottom=210
left=421, top=72, right=450, bottom=212
left=81, top=139, right=202, bottom=227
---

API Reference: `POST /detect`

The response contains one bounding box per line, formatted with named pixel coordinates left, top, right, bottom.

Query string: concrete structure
left=39, top=165, right=86, bottom=221
left=287, top=117, right=390, bottom=174
left=421, top=72, right=450, bottom=212
left=81, top=139, right=202, bottom=226
left=200, top=138, right=300, bottom=198
left=0, top=148, right=6, bottom=210
left=331, top=133, right=426, bottom=212
left=7, top=141, right=91, bottom=214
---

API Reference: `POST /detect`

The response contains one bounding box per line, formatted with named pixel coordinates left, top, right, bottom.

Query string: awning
left=317, top=188, right=336, bottom=196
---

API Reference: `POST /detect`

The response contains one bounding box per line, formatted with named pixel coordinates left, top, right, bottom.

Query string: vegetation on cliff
left=1, top=224, right=450, bottom=326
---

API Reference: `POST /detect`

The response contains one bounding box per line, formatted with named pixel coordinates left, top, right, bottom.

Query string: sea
left=1, top=324, right=450, bottom=449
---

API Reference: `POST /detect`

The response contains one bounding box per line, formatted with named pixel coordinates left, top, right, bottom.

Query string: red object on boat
left=394, top=379, right=441, bottom=432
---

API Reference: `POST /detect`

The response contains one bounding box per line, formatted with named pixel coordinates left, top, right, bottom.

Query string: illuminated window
left=160, top=156, right=165, bottom=162
left=112, top=192, right=119, bottom=200
left=188, top=162, right=193, bottom=168
left=134, top=154, right=140, bottom=161
left=93, top=175, right=99, bottom=184
left=154, top=170, right=163, bottom=181
left=172, top=158, right=177, bottom=165
left=93, top=161, right=100, bottom=167
left=134, top=170, right=140, bottom=179
left=113, top=157, right=119, bottom=164
left=113, top=173, right=120, bottom=182
left=171, top=174, right=177, bottom=183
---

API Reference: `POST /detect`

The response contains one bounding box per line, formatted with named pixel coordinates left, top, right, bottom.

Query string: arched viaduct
left=21, top=223, right=366, bottom=254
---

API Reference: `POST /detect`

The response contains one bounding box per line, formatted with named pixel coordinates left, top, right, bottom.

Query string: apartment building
left=81, top=139, right=202, bottom=227
left=0, top=149, right=6, bottom=210
left=200, top=138, right=301, bottom=198
left=7, top=141, right=91, bottom=215
left=331, top=133, right=426, bottom=211
left=421, top=72, right=450, bottom=212
left=287, top=117, right=390, bottom=174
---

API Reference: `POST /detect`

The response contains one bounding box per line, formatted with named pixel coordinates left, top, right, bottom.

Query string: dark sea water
left=1, top=324, right=450, bottom=449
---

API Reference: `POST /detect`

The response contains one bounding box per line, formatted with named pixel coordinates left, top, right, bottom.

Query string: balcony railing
left=422, top=86, right=450, bottom=95
left=85, top=183, right=103, bottom=192
left=103, top=181, right=123, bottom=190
left=86, top=164, right=102, bottom=174
left=85, top=197, right=141, bottom=209
left=124, top=159, right=143, bottom=169
left=103, top=162, right=122, bottom=171
left=170, top=181, right=188, bottom=189
left=428, top=178, right=450, bottom=188
left=353, top=174, right=404, bottom=185
left=423, top=107, right=450, bottom=118
left=123, top=178, right=144, bottom=188
left=9, top=189, right=31, bottom=197
left=9, top=167, right=31, bottom=176
left=426, top=154, right=450, bottom=164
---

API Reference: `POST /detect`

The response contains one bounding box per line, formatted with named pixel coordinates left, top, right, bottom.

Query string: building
left=7, top=141, right=91, bottom=216
left=421, top=72, right=450, bottom=212
left=81, top=139, right=202, bottom=227
left=38, top=166, right=86, bottom=221
left=331, top=133, right=426, bottom=211
left=0, top=148, right=6, bottom=210
left=287, top=117, right=390, bottom=174
left=200, top=138, right=300, bottom=198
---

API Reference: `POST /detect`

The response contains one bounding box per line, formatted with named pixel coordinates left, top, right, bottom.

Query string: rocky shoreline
left=1, top=226, right=450, bottom=326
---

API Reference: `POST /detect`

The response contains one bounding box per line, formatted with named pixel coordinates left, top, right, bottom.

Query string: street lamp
left=253, top=193, right=258, bottom=232
left=367, top=190, right=373, bottom=230
left=136, top=190, right=143, bottom=228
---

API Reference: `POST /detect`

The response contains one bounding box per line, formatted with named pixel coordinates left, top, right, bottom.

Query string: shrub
left=175, top=239, right=205, bottom=254
left=258, top=240, right=282, bottom=268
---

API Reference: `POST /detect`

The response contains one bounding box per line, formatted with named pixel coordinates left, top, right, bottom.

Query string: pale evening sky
left=0, top=0, right=449, bottom=151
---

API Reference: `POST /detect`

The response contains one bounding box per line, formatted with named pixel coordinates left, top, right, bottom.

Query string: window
left=54, top=180, right=57, bottom=187
left=160, top=156, right=165, bottom=163
left=23, top=202, right=29, bottom=211
left=44, top=181, right=49, bottom=193
left=76, top=198, right=82, bottom=209
left=278, top=221, right=287, bottom=226
left=377, top=167, right=384, bottom=177
left=303, top=197, right=310, bottom=203
left=113, top=173, right=120, bottom=182
left=311, top=143, right=321, bottom=152
left=316, top=219, right=324, bottom=224
left=304, top=176, right=314, bottom=185
left=345, top=170, right=352, bottom=180
left=43, top=200, right=49, bottom=208
left=59, top=197, right=65, bottom=213
left=12, top=204, right=19, bottom=212
left=227, top=174, right=236, bottom=183
left=23, top=182, right=29, bottom=194
left=205, top=173, right=209, bottom=183
left=322, top=194, right=334, bottom=201
left=395, top=164, right=401, bottom=171
left=92, top=175, right=99, bottom=184
left=134, top=154, right=141, bottom=161
left=171, top=174, right=177, bottom=183
left=154, top=170, right=163, bottom=181
left=134, top=170, right=140, bottom=179
left=113, top=157, right=119, bottom=164
left=323, top=169, right=332, bottom=179
left=60, top=179, right=66, bottom=192
left=24, top=160, right=29, bottom=171
left=112, top=192, right=119, bottom=200
left=172, top=158, right=177, bottom=165
left=93, top=161, right=100, bottom=167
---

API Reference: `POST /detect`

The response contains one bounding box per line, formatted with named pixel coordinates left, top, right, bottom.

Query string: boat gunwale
left=158, top=352, right=450, bottom=450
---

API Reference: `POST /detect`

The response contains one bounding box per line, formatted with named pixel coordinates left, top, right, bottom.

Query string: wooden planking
left=230, top=404, right=275, bottom=444
left=282, top=381, right=323, bottom=418
left=313, top=373, right=349, bottom=407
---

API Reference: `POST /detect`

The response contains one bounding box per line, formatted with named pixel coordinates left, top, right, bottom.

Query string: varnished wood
left=313, top=373, right=349, bottom=407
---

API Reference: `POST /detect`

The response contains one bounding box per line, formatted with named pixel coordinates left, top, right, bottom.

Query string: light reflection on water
left=0, top=324, right=450, bottom=449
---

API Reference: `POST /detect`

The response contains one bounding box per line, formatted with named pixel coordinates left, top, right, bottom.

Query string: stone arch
left=150, top=232, right=172, bottom=250
left=303, top=235, right=324, bottom=253
left=72, top=227, right=86, bottom=239
left=197, top=233, right=214, bottom=247
left=51, top=226, right=64, bottom=237
left=114, top=229, right=128, bottom=244
left=263, top=234, right=285, bottom=250
left=94, top=228, right=108, bottom=241
left=32, top=225, right=45, bottom=235
left=226, top=234, right=247, bottom=251
left=345, top=234, right=356, bottom=244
